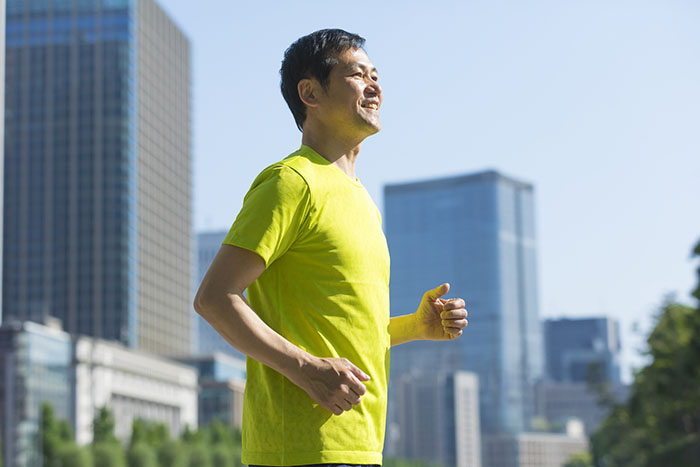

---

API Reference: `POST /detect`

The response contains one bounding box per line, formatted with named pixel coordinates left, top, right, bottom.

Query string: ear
left=298, top=78, right=319, bottom=108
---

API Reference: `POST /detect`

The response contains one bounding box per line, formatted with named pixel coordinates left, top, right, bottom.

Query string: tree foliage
left=127, top=442, right=157, bottom=467
left=565, top=452, right=593, bottom=467
left=591, top=238, right=700, bottom=466
left=93, top=406, right=119, bottom=445
left=92, top=442, right=127, bottom=467
left=56, top=443, right=92, bottom=467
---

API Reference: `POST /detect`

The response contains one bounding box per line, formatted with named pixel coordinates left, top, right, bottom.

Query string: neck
left=301, top=121, right=364, bottom=180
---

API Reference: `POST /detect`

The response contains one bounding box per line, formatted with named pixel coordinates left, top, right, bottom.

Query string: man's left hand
left=414, top=283, right=468, bottom=341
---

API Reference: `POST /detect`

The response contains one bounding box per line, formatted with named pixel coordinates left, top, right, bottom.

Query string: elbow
left=193, top=287, right=212, bottom=318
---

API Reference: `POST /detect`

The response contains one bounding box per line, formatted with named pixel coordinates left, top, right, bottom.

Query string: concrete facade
left=73, top=335, right=198, bottom=444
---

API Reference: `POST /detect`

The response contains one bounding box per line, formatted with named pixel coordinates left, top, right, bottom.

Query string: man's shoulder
left=254, top=147, right=323, bottom=192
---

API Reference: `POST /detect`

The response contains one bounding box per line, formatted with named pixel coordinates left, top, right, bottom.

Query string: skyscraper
left=195, top=230, right=245, bottom=359
left=0, top=0, right=5, bottom=321
left=385, top=170, right=543, bottom=435
left=3, top=0, right=192, bottom=354
left=543, top=317, right=621, bottom=384
left=388, top=370, right=481, bottom=467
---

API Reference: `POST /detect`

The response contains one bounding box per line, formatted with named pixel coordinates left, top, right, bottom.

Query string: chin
left=365, top=119, right=382, bottom=135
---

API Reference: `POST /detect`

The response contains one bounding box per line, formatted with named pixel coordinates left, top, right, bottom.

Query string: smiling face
left=316, top=47, right=383, bottom=140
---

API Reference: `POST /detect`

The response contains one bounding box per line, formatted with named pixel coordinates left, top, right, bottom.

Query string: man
left=194, top=29, right=468, bottom=466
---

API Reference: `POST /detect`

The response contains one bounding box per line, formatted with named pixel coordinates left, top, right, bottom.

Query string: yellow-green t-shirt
left=222, top=145, right=391, bottom=466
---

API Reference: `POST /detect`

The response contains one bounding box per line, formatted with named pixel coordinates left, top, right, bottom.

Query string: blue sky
left=159, top=0, right=700, bottom=382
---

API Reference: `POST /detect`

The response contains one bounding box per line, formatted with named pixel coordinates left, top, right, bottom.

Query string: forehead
left=334, top=47, right=376, bottom=71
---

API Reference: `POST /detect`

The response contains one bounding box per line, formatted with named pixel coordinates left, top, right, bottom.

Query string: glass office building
left=0, top=320, right=72, bottom=467
left=3, top=0, right=192, bottom=354
left=178, top=353, right=247, bottom=429
left=195, top=230, right=246, bottom=359
left=385, top=170, right=544, bottom=434
left=543, top=317, right=622, bottom=384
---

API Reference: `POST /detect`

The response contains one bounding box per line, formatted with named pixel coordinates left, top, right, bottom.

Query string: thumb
left=348, top=362, right=371, bottom=382
left=426, top=283, right=450, bottom=301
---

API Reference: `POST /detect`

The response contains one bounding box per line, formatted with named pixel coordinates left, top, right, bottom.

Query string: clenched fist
left=414, top=283, right=468, bottom=341
left=292, top=356, right=371, bottom=415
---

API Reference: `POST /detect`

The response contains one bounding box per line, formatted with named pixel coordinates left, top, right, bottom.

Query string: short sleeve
left=222, top=164, right=311, bottom=267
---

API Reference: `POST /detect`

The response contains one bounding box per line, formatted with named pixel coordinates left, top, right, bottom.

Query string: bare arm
left=194, top=244, right=370, bottom=415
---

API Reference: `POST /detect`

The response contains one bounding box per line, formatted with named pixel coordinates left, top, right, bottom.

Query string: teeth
left=366, top=103, right=378, bottom=110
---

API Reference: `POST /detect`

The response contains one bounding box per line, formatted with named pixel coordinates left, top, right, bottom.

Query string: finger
left=346, top=361, right=371, bottom=382
left=346, top=374, right=364, bottom=400
left=336, top=398, right=352, bottom=411
left=443, top=298, right=465, bottom=310
left=331, top=404, right=343, bottom=415
left=347, top=371, right=367, bottom=396
left=441, top=309, right=468, bottom=319
left=425, top=283, right=450, bottom=301
left=443, top=318, right=468, bottom=329
left=445, top=327, right=463, bottom=336
left=344, top=383, right=362, bottom=405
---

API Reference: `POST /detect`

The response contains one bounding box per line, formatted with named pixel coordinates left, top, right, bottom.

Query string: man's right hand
left=291, top=356, right=371, bottom=415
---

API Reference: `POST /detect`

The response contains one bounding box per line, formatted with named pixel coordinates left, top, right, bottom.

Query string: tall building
left=534, top=380, right=629, bottom=435
left=387, top=370, right=481, bottom=467
left=385, top=170, right=543, bottom=435
left=178, top=353, right=247, bottom=429
left=195, top=230, right=245, bottom=359
left=0, top=319, right=72, bottom=467
left=537, top=316, right=626, bottom=435
left=0, top=0, right=5, bottom=321
left=544, top=317, right=621, bottom=384
left=3, top=0, right=192, bottom=354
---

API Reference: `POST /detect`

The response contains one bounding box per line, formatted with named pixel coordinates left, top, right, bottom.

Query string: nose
left=365, top=78, right=382, bottom=98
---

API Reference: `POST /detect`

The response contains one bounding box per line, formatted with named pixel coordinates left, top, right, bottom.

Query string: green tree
left=92, top=406, right=126, bottom=467
left=211, top=445, right=234, bottom=467
left=157, top=440, right=186, bottom=467
left=127, top=442, right=157, bottom=467
left=208, top=420, right=229, bottom=445
left=591, top=238, right=700, bottom=466
left=130, top=419, right=170, bottom=450
left=187, top=442, right=212, bottom=467
left=55, top=443, right=91, bottom=467
left=93, top=442, right=127, bottom=467
left=93, top=406, right=119, bottom=444
left=41, top=402, right=62, bottom=467
left=565, top=451, right=593, bottom=467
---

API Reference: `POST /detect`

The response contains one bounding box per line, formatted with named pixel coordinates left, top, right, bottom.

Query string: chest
left=295, top=188, right=390, bottom=284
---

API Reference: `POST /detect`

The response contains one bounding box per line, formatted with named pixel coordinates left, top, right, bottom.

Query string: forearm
left=390, top=313, right=422, bottom=347
left=195, top=292, right=312, bottom=382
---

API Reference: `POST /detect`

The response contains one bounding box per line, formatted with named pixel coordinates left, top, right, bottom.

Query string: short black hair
left=280, top=29, right=366, bottom=131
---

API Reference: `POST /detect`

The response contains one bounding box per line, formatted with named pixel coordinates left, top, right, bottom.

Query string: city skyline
left=2, top=0, right=193, bottom=355
left=158, top=0, right=700, bottom=382
left=385, top=170, right=543, bottom=436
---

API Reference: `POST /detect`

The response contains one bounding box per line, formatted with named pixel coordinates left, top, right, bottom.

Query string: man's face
left=316, top=47, right=382, bottom=138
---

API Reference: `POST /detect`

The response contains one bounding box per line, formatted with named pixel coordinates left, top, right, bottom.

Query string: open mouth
left=362, top=102, right=379, bottom=110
